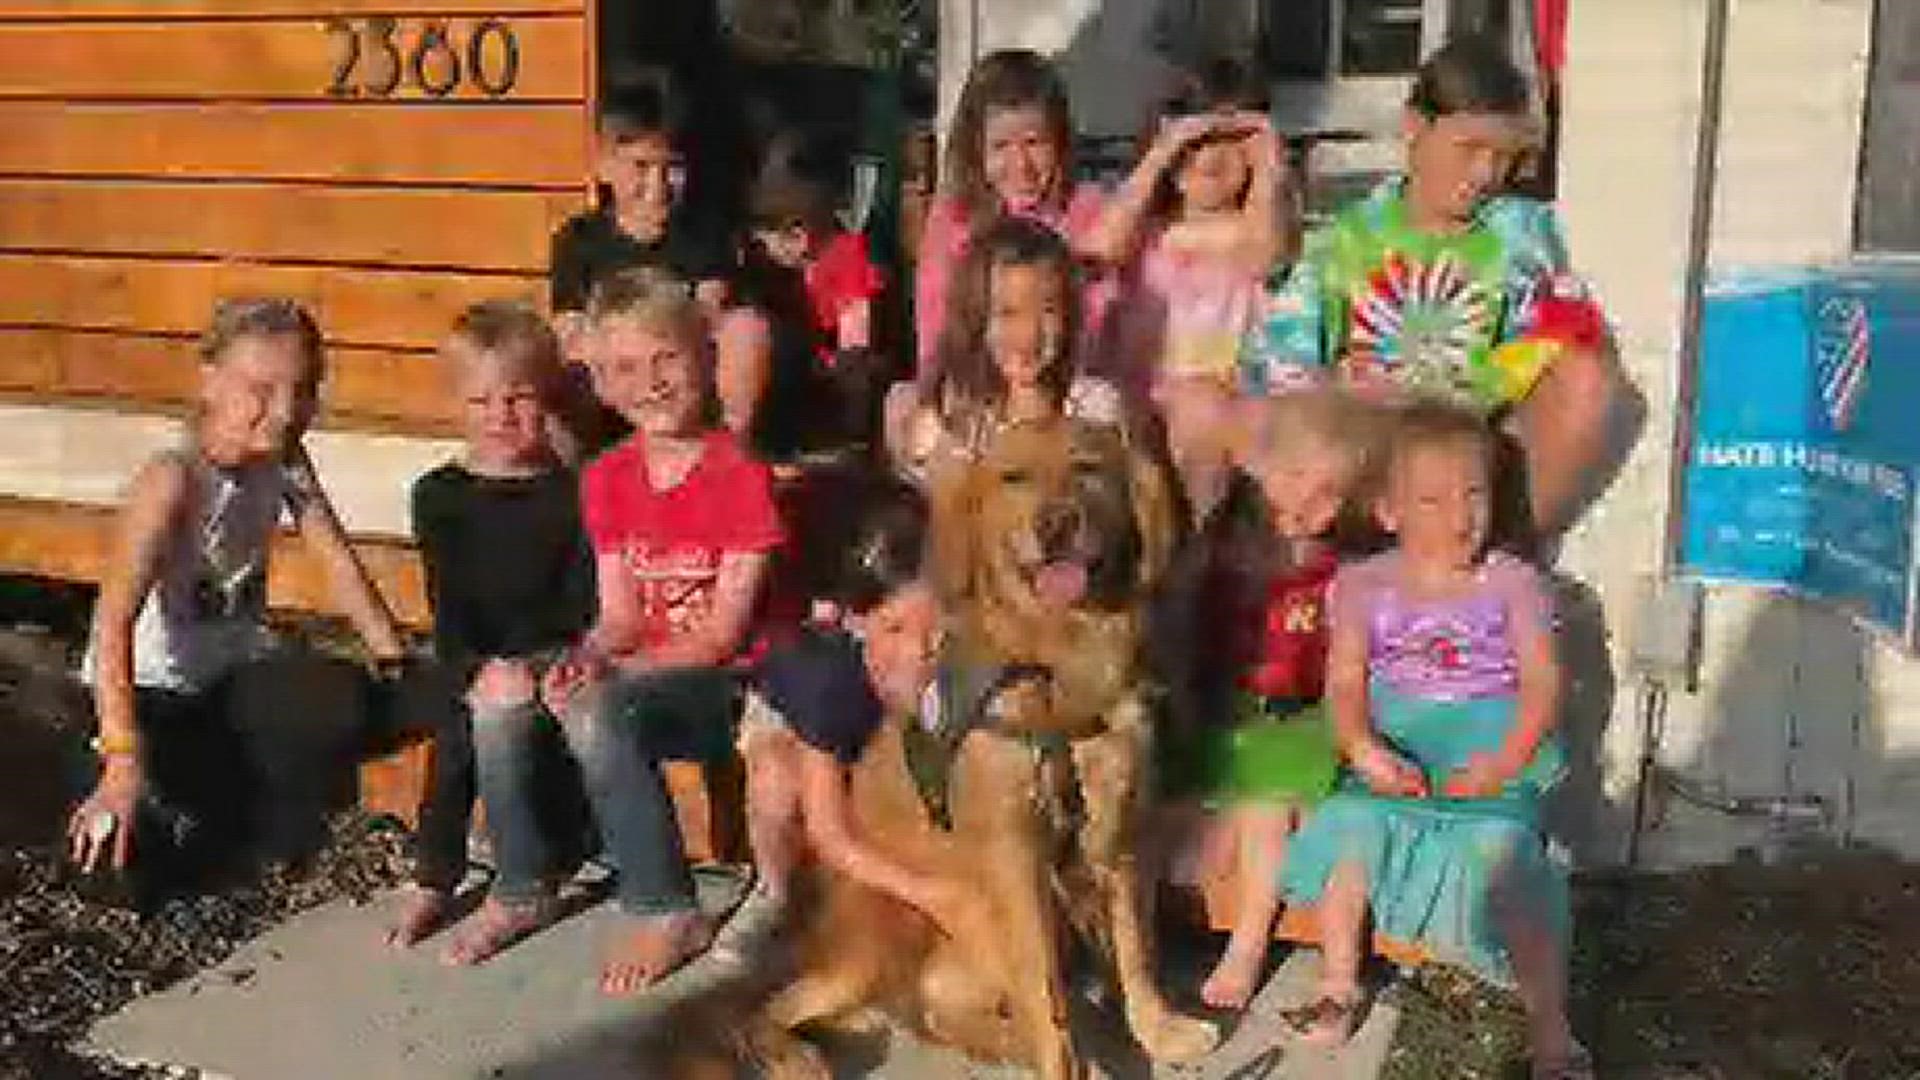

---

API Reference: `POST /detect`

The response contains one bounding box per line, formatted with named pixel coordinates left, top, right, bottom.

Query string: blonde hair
left=446, top=299, right=565, bottom=401
left=585, top=265, right=706, bottom=348
left=1237, top=388, right=1382, bottom=482
left=199, top=296, right=325, bottom=383
left=1382, top=399, right=1496, bottom=484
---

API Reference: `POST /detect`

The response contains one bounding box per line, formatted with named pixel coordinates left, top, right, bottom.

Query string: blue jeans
left=469, top=700, right=565, bottom=905
left=558, top=666, right=741, bottom=915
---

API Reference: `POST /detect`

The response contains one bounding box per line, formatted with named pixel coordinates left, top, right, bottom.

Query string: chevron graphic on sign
left=1814, top=295, right=1871, bottom=433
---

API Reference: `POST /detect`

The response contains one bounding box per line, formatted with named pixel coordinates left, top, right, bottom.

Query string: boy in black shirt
left=549, top=76, right=734, bottom=318
left=387, top=301, right=597, bottom=965
left=549, top=75, right=779, bottom=456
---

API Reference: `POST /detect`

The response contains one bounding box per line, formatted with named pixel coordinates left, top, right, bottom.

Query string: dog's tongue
left=1036, top=561, right=1088, bottom=607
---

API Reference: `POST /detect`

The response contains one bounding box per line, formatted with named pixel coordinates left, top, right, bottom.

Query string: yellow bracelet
left=90, top=733, right=137, bottom=757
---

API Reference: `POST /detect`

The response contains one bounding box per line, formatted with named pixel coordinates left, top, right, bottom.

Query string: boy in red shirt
left=542, top=267, right=790, bottom=995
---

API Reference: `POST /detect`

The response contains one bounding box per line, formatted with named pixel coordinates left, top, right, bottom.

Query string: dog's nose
left=1036, top=502, right=1083, bottom=555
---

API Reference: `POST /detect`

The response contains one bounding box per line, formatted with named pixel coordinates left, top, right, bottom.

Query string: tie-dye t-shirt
left=1239, top=177, right=1573, bottom=413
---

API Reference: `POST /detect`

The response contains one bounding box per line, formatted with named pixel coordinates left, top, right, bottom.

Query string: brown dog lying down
left=670, top=417, right=1217, bottom=1080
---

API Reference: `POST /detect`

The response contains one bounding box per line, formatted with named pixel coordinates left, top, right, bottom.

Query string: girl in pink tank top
left=912, top=49, right=1112, bottom=382
left=1087, top=59, right=1294, bottom=525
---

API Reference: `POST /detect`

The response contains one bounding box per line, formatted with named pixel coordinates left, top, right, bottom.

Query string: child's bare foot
left=385, top=885, right=452, bottom=949
left=601, top=909, right=712, bottom=996
left=439, top=897, right=552, bottom=967
left=1199, top=943, right=1264, bottom=1009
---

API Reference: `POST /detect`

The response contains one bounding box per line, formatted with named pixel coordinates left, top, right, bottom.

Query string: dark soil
left=0, top=583, right=411, bottom=1080
left=1384, top=855, right=1920, bottom=1079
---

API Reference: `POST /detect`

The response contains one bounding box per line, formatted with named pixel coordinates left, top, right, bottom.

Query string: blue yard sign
left=1680, top=264, right=1920, bottom=647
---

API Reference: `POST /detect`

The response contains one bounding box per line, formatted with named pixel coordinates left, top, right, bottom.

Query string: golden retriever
left=666, top=416, right=1216, bottom=1080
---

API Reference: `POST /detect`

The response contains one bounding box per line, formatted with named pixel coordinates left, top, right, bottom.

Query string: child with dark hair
left=549, top=73, right=776, bottom=454
left=913, top=49, right=1112, bottom=380
left=734, top=484, right=968, bottom=933
left=887, top=217, right=1124, bottom=488
left=550, top=75, right=734, bottom=320
left=737, top=152, right=887, bottom=457
left=1088, top=54, right=1292, bottom=525
left=1241, top=35, right=1614, bottom=542
left=385, top=301, right=598, bottom=963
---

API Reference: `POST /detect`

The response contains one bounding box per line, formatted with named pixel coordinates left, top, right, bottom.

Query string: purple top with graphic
left=1330, top=550, right=1552, bottom=701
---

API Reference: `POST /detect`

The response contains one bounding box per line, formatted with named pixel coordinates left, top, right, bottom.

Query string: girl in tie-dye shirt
left=1240, top=39, right=1605, bottom=420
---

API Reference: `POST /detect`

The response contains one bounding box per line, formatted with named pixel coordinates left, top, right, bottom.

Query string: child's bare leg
left=1287, top=858, right=1367, bottom=1046
left=742, top=724, right=804, bottom=904
left=1494, top=880, right=1580, bottom=1071
left=715, top=307, right=772, bottom=438
left=1201, top=805, right=1291, bottom=1009
left=1163, top=379, right=1233, bottom=525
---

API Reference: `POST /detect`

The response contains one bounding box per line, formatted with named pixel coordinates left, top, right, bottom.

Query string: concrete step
left=84, top=880, right=1399, bottom=1080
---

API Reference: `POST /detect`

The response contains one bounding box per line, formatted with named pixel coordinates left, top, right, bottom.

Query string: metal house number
left=325, top=18, right=520, bottom=98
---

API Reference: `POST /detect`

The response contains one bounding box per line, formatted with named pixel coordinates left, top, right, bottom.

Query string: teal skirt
left=1160, top=696, right=1339, bottom=809
left=1280, top=682, right=1567, bottom=987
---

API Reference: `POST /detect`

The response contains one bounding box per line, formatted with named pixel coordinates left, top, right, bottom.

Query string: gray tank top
left=84, top=446, right=316, bottom=692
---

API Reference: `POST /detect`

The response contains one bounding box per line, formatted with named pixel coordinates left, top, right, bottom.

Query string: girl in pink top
left=913, top=49, right=1109, bottom=380
left=1087, top=59, right=1293, bottom=525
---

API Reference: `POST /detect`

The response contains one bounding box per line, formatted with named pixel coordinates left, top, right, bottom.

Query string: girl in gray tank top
left=69, top=298, right=409, bottom=894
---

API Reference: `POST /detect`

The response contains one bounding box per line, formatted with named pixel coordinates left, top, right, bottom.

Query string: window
left=1856, top=0, right=1920, bottom=253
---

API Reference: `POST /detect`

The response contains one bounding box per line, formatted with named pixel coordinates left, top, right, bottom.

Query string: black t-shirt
left=548, top=204, right=737, bottom=313
left=409, top=463, right=597, bottom=681
left=756, top=628, right=885, bottom=765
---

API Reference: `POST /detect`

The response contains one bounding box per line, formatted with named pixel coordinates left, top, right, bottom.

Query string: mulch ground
left=0, top=582, right=411, bottom=1080
left=1382, top=854, right=1920, bottom=1079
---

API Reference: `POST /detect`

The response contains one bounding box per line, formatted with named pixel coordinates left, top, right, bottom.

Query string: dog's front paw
left=1130, top=1007, right=1221, bottom=1064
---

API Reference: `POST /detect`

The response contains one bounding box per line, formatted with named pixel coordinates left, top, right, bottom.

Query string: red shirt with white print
left=580, top=429, right=791, bottom=665
left=1234, top=544, right=1340, bottom=702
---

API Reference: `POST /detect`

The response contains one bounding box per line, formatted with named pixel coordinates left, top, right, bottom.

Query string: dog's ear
left=1128, top=448, right=1177, bottom=592
left=928, top=454, right=978, bottom=605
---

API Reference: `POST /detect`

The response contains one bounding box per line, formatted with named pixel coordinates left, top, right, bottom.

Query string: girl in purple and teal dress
left=1279, top=403, right=1589, bottom=1080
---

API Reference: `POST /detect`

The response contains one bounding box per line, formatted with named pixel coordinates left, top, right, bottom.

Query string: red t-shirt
left=804, top=231, right=884, bottom=364
left=1234, top=546, right=1340, bottom=701
left=580, top=430, right=792, bottom=664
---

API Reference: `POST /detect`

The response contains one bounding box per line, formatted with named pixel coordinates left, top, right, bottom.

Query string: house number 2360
left=325, top=18, right=520, bottom=98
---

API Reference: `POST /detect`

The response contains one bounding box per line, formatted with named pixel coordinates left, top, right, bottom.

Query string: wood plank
left=0, top=327, right=460, bottom=433
left=0, top=17, right=583, bottom=101
left=0, top=495, right=430, bottom=626
left=0, top=180, right=582, bottom=272
left=0, top=102, right=586, bottom=187
left=0, top=2, right=582, bottom=17
left=0, top=255, right=546, bottom=351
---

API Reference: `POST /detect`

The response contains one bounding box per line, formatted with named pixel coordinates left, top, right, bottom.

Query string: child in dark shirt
left=548, top=74, right=773, bottom=452
left=387, top=301, right=597, bottom=964
left=549, top=77, right=733, bottom=322
left=739, top=485, right=970, bottom=936
left=739, top=156, right=888, bottom=456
